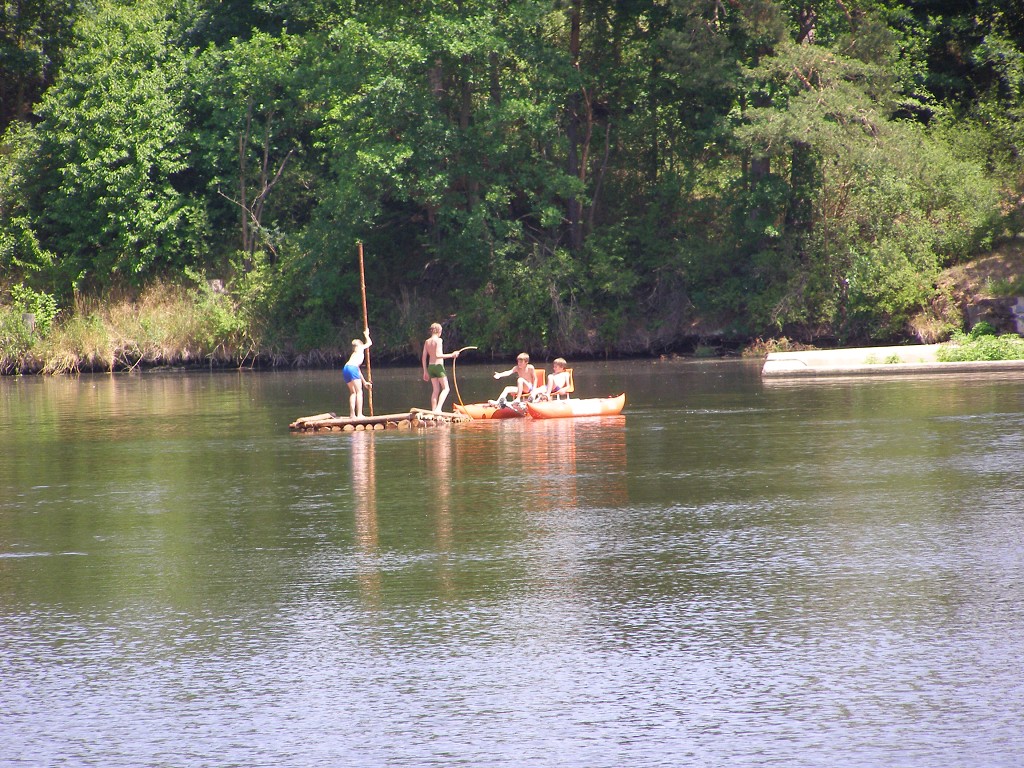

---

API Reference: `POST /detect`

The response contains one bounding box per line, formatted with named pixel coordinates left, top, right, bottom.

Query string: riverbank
left=762, top=344, right=1024, bottom=377
left=5, top=254, right=1024, bottom=375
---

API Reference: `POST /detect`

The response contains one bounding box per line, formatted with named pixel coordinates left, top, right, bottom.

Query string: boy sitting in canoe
left=534, top=358, right=571, bottom=400
left=490, top=353, right=537, bottom=406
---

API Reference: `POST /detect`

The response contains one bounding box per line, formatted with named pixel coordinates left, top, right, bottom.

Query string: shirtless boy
left=542, top=357, right=571, bottom=399
left=492, top=353, right=538, bottom=405
left=422, top=322, right=460, bottom=412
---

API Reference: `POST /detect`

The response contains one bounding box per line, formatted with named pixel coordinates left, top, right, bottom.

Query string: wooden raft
left=289, top=408, right=473, bottom=433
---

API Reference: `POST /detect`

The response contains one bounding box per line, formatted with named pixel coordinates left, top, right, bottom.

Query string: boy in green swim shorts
left=422, top=322, right=460, bottom=412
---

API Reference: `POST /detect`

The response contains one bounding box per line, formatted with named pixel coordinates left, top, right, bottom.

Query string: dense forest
left=2, top=0, right=1024, bottom=367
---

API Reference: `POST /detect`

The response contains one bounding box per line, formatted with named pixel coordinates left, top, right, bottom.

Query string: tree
left=0, top=0, right=79, bottom=131
left=732, top=31, right=1003, bottom=339
left=191, top=31, right=311, bottom=268
left=0, top=0, right=1016, bottom=354
left=26, top=0, right=203, bottom=292
left=299, top=4, right=585, bottom=341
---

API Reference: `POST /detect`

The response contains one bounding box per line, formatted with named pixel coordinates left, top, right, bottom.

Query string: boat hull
left=526, top=393, right=626, bottom=419
left=454, top=402, right=526, bottom=420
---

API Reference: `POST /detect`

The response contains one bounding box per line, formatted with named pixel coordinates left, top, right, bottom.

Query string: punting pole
left=358, top=241, right=373, bottom=416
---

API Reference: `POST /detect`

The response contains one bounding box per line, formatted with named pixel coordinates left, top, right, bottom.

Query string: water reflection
left=423, top=431, right=456, bottom=596
left=351, top=431, right=381, bottom=603
left=523, top=419, right=579, bottom=508
left=478, top=417, right=629, bottom=513
left=426, top=431, right=454, bottom=550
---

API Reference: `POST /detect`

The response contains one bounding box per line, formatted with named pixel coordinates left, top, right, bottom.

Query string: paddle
left=357, top=241, right=373, bottom=416
left=450, top=346, right=478, bottom=406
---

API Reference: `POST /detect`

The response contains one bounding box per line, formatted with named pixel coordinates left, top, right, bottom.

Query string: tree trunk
left=786, top=140, right=816, bottom=233
left=460, top=55, right=479, bottom=209
left=566, top=0, right=585, bottom=252
left=239, top=98, right=253, bottom=256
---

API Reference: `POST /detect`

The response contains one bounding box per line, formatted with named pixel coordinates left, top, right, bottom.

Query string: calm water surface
left=2, top=360, right=1022, bottom=767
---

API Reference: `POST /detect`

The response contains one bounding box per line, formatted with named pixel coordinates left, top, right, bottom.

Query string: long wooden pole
left=358, top=241, right=373, bottom=416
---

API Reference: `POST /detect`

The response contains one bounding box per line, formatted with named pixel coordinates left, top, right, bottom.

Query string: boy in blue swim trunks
left=343, top=329, right=372, bottom=418
left=421, top=322, right=460, bottom=412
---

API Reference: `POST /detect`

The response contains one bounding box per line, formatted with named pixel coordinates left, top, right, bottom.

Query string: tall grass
left=0, top=306, right=36, bottom=374
left=1, top=280, right=262, bottom=374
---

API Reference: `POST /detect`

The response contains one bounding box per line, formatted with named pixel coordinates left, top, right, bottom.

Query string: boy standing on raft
left=422, top=322, right=460, bottom=412
left=343, top=328, right=372, bottom=418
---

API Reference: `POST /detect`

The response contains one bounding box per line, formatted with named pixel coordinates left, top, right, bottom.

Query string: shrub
left=937, top=331, right=1024, bottom=361
left=9, top=284, right=59, bottom=336
left=743, top=337, right=815, bottom=357
left=0, top=305, right=35, bottom=372
left=968, top=321, right=997, bottom=339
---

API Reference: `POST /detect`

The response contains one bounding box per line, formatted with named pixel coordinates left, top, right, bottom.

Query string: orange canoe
left=526, top=393, right=626, bottom=419
left=454, top=401, right=527, bottom=420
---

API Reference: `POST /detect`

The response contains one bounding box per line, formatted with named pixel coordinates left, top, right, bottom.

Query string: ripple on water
left=3, top=367, right=1024, bottom=767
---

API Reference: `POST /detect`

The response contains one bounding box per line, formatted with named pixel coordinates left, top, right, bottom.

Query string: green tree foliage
left=0, top=121, right=55, bottom=281
left=14, top=0, right=204, bottom=293
left=726, top=8, right=1005, bottom=341
left=299, top=3, right=589, bottom=347
left=0, top=0, right=1021, bottom=359
left=0, top=0, right=80, bottom=130
left=190, top=31, right=313, bottom=263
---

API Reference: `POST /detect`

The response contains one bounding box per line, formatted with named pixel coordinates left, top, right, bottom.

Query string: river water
left=2, top=360, right=1022, bottom=767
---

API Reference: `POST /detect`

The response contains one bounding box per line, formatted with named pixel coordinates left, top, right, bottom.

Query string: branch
left=253, top=148, right=294, bottom=208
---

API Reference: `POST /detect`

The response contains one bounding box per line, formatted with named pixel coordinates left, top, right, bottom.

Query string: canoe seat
left=518, top=369, right=544, bottom=402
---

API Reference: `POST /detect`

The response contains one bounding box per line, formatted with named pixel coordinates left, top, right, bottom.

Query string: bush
left=743, top=337, right=815, bottom=357
left=0, top=305, right=35, bottom=372
left=9, top=284, right=59, bottom=336
left=936, top=331, right=1024, bottom=361
left=968, top=321, right=997, bottom=339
